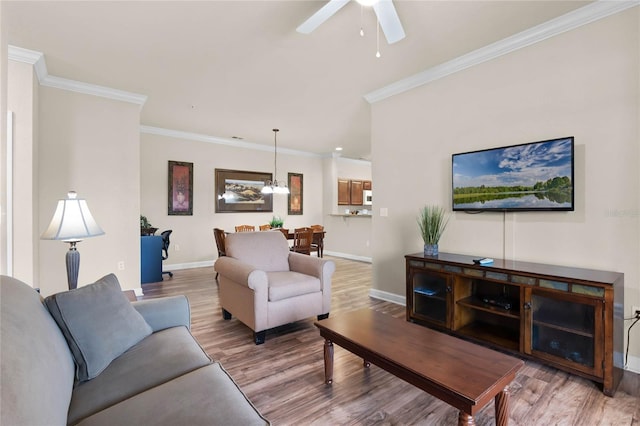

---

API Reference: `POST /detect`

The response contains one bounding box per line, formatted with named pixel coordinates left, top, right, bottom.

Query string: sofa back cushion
left=1, top=275, right=75, bottom=426
left=225, top=231, right=290, bottom=272
left=44, top=273, right=153, bottom=382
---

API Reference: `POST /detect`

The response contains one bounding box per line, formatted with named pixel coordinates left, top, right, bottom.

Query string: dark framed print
left=288, top=172, right=303, bottom=215
left=168, top=161, right=193, bottom=215
left=215, top=169, right=273, bottom=213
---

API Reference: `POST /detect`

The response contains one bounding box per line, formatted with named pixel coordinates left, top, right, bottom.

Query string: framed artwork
left=168, top=161, right=193, bottom=215
left=288, top=172, right=303, bottom=215
left=215, top=169, right=273, bottom=213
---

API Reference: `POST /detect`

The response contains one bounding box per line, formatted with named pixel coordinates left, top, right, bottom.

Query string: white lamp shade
left=41, top=192, right=105, bottom=242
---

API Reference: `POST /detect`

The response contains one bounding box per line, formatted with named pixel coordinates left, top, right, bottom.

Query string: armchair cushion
left=266, top=272, right=321, bottom=302
left=44, top=273, right=152, bottom=382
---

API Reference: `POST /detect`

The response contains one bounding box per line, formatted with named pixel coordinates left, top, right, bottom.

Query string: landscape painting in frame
left=288, top=172, right=303, bottom=215
left=168, top=161, right=193, bottom=215
left=215, top=169, right=273, bottom=213
left=452, top=137, right=574, bottom=211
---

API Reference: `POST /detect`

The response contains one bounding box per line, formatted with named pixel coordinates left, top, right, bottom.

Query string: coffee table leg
left=324, top=339, right=334, bottom=384
left=495, top=386, right=510, bottom=426
left=458, top=411, right=475, bottom=425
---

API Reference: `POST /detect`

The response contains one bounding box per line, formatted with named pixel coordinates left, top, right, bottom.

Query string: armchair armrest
left=288, top=252, right=336, bottom=281
left=132, top=295, right=190, bottom=332
left=214, top=257, right=268, bottom=292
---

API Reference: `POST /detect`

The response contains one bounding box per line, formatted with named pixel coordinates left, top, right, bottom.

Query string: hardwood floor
left=141, top=257, right=640, bottom=425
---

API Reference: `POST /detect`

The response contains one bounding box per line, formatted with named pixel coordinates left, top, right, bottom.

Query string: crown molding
left=8, top=45, right=147, bottom=107
left=7, top=45, right=47, bottom=81
left=41, top=75, right=147, bottom=106
left=140, top=125, right=321, bottom=157
left=364, top=0, right=640, bottom=104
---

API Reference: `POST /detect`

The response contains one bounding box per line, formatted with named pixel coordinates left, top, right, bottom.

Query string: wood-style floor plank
left=140, top=257, right=639, bottom=425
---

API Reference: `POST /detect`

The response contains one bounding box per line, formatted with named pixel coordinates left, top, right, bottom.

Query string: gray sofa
left=0, top=274, right=269, bottom=426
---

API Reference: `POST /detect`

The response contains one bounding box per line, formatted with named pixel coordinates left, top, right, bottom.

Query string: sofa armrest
left=132, top=295, right=190, bottom=332
left=214, top=257, right=268, bottom=292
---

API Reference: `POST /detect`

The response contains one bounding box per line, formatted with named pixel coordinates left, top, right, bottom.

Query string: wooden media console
left=405, top=252, right=624, bottom=396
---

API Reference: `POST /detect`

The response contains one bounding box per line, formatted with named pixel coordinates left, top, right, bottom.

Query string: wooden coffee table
left=315, top=309, right=524, bottom=426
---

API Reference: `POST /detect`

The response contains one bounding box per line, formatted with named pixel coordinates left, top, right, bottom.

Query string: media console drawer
left=405, top=251, right=624, bottom=396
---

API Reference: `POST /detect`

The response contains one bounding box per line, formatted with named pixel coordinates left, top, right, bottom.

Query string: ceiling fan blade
left=372, top=0, right=405, bottom=44
left=296, top=0, right=350, bottom=34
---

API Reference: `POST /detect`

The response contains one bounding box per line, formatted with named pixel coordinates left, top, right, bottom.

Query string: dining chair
left=259, top=224, right=271, bottom=231
left=235, top=225, right=255, bottom=232
left=291, top=227, right=314, bottom=255
left=213, top=228, right=227, bottom=280
left=309, top=224, right=324, bottom=257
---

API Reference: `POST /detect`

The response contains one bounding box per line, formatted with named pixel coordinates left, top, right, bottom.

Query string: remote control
left=473, top=258, right=494, bottom=265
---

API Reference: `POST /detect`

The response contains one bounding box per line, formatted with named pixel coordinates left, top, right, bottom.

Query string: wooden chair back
left=309, top=224, right=324, bottom=257
left=235, top=225, right=255, bottom=233
left=291, top=227, right=314, bottom=255
left=213, top=228, right=226, bottom=257
left=259, top=224, right=272, bottom=231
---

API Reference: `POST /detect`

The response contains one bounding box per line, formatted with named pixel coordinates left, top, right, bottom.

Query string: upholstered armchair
left=214, top=231, right=335, bottom=344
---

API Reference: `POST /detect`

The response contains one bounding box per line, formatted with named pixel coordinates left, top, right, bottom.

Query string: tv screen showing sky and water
left=452, top=137, right=574, bottom=212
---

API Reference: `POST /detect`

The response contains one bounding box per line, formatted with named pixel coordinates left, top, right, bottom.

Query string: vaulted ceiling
left=5, top=1, right=590, bottom=160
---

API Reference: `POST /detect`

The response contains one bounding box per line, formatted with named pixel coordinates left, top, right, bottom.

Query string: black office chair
left=160, top=230, right=174, bottom=279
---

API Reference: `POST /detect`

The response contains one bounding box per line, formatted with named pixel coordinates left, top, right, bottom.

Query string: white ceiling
left=5, top=1, right=591, bottom=160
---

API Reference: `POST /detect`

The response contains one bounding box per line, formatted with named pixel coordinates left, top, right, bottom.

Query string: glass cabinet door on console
left=407, top=268, right=451, bottom=328
left=523, top=288, right=603, bottom=378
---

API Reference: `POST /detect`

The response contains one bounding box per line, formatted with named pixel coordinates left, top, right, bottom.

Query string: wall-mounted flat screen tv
left=452, top=136, right=574, bottom=212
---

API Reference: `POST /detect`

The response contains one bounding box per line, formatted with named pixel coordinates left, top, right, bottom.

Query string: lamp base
left=66, top=244, right=80, bottom=290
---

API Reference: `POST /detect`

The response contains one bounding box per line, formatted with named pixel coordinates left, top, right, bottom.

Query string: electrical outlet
left=174, top=244, right=180, bottom=251
left=117, top=261, right=125, bottom=271
left=633, top=306, right=640, bottom=318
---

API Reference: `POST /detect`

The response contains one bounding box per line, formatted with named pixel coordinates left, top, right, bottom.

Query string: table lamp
left=41, top=191, right=105, bottom=290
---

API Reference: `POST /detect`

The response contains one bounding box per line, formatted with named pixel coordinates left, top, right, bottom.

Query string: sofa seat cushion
left=44, top=273, right=152, bottom=382
left=67, top=326, right=211, bottom=425
left=267, top=271, right=321, bottom=302
left=75, top=363, right=270, bottom=426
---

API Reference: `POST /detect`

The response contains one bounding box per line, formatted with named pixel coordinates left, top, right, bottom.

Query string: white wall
left=7, top=60, right=38, bottom=284
left=38, top=87, right=141, bottom=295
left=140, top=132, right=325, bottom=267
left=371, top=10, right=639, bottom=362
left=0, top=3, right=8, bottom=275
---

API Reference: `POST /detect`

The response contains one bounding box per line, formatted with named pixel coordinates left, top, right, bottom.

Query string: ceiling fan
left=296, top=0, right=406, bottom=45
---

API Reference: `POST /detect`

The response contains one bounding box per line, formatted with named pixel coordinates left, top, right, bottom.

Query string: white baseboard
left=369, top=288, right=406, bottom=306
left=163, top=260, right=215, bottom=271
left=323, top=250, right=372, bottom=263
left=625, top=354, right=640, bottom=375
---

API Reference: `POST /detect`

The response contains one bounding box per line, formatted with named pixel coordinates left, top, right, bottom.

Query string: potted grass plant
left=417, top=205, right=450, bottom=256
left=269, top=215, right=284, bottom=228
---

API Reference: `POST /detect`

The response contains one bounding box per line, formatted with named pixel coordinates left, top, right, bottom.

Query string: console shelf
left=456, top=297, right=520, bottom=319
left=406, top=252, right=624, bottom=396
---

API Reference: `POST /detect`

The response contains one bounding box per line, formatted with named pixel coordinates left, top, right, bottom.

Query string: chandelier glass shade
left=262, top=129, right=289, bottom=195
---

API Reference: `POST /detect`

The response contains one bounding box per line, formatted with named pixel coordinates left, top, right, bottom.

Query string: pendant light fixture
left=262, top=129, right=289, bottom=194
